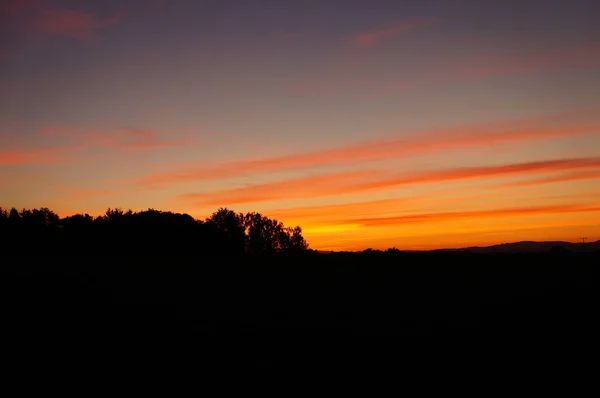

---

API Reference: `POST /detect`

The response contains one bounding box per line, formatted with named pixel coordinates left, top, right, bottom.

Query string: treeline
left=0, top=206, right=309, bottom=255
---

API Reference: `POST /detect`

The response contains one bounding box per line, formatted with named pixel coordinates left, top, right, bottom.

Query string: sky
left=1, top=0, right=600, bottom=250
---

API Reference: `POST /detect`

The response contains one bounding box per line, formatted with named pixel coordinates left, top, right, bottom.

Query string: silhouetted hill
left=433, top=240, right=600, bottom=253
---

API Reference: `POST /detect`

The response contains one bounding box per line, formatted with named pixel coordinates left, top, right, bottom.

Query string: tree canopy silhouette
left=0, top=206, right=309, bottom=256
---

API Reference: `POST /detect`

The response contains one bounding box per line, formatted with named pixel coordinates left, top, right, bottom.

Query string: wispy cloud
left=346, top=204, right=600, bottom=227
left=450, top=42, right=600, bottom=80
left=0, top=144, right=84, bottom=166
left=496, top=170, right=600, bottom=189
left=343, top=157, right=600, bottom=194
left=0, top=128, right=194, bottom=166
left=2, top=0, right=126, bottom=41
left=140, top=107, right=600, bottom=186
left=39, top=127, right=195, bottom=151
left=354, top=18, right=438, bottom=46
left=265, top=190, right=500, bottom=223
left=286, top=40, right=600, bottom=99
left=180, top=156, right=600, bottom=206
left=268, top=197, right=422, bottom=222
left=177, top=170, right=383, bottom=206
left=33, top=8, right=126, bottom=39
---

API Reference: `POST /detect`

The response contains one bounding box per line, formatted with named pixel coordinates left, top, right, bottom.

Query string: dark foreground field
left=2, top=251, right=598, bottom=372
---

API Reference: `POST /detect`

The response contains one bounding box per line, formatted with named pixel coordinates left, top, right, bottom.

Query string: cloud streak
left=40, top=128, right=195, bottom=151
left=354, top=18, right=438, bottom=46
left=454, top=42, right=600, bottom=79
left=346, top=157, right=600, bottom=194
left=496, top=170, right=600, bottom=189
left=33, top=8, right=126, bottom=39
left=265, top=190, right=500, bottom=223
left=181, top=156, right=600, bottom=206
left=0, top=145, right=84, bottom=166
left=141, top=108, right=600, bottom=186
left=178, top=170, right=383, bottom=206
left=347, top=204, right=600, bottom=227
left=285, top=40, right=600, bottom=99
left=1, top=0, right=126, bottom=41
left=0, top=128, right=194, bottom=166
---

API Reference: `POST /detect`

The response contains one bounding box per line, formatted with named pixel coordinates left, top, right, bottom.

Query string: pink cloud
left=33, top=8, right=126, bottom=39
left=178, top=156, right=600, bottom=206
left=0, top=144, right=84, bottom=166
left=344, top=157, right=600, bottom=195
left=0, top=0, right=36, bottom=17
left=354, top=18, right=438, bottom=46
left=0, top=128, right=194, bottom=166
left=177, top=170, right=383, bottom=207
left=139, top=107, right=600, bottom=187
left=2, top=0, right=126, bottom=40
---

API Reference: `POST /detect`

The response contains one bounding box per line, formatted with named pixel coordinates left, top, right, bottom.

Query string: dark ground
left=2, top=251, right=598, bottom=376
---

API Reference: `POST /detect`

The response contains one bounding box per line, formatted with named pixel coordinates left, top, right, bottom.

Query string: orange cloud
left=142, top=107, right=600, bottom=187
left=266, top=189, right=500, bottom=223
left=0, top=144, right=84, bottom=166
left=354, top=18, right=438, bottom=46
left=268, top=198, right=421, bottom=221
left=0, top=128, right=194, bottom=166
left=497, top=170, right=600, bottom=189
left=182, top=156, right=600, bottom=206
left=0, top=150, right=56, bottom=166
left=347, top=157, right=600, bottom=194
left=346, top=204, right=600, bottom=227
left=178, top=170, right=383, bottom=206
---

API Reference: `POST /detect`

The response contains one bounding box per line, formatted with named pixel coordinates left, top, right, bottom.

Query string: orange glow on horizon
left=3, top=5, right=600, bottom=253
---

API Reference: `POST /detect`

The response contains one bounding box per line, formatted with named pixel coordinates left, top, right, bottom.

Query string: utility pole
left=580, top=237, right=587, bottom=252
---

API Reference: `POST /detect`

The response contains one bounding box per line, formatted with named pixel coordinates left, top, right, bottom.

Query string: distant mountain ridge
left=436, top=240, right=600, bottom=253
left=318, top=240, right=600, bottom=254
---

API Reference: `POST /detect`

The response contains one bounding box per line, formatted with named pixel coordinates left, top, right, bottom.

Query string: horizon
left=2, top=0, right=600, bottom=251
left=1, top=204, right=597, bottom=252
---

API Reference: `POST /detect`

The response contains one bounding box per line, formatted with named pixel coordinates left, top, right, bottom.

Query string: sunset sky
left=2, top=0, right=600, bottom=250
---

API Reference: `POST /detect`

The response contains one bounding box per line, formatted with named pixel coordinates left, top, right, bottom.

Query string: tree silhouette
left=205, top=207, right=247, bottom=255
left=286, top=225, right=309, bottom=252
left=244, top=212, right=283, bottom=253
left=8, top=207, right=20, bottom=225
left=243, top=212, right=310, bottom=253
left=0, top=207, right=8, bottom=247
left=0, top=205, right=310, bottom=256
